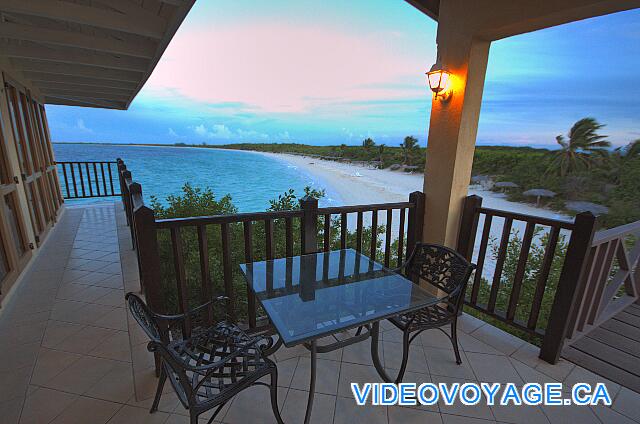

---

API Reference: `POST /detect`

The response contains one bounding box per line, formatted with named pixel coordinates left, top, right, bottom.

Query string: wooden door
left=0, top=93, right=31, bottom=299
left=4, top=80, right=50, bottom=244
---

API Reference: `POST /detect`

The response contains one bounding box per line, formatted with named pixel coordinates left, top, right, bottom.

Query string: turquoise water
left=53, top=144, right=342, bottom=212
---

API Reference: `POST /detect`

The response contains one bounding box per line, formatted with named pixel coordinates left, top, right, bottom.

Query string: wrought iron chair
left=387, top=243, right=475, bottom=383
left=125, top=293, right=284, bottom=424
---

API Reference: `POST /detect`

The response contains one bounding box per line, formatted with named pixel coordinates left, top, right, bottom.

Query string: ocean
left=52, top=143, right=342, bottom=212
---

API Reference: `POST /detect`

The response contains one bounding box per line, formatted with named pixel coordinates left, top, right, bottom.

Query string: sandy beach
left=261, top=152, right=570, bottom=222
left=259, top=152, right=572, bottom=279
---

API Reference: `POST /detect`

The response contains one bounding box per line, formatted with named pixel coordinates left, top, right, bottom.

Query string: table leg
left=304, top=339, right=317, bottom=424
left=370, top=321, right=393, bottom=383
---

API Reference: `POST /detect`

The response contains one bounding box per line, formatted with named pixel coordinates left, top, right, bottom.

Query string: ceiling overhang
left=405, top=0, right=440, bottom=21
left=0, top=0, right=195, bottom=110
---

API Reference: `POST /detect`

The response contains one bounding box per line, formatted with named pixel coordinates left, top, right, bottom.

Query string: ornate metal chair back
left=404, top=243, right=475, bottom=311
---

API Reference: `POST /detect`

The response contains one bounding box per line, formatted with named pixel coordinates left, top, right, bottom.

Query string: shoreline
left=256, top=151, right=571, bottom=222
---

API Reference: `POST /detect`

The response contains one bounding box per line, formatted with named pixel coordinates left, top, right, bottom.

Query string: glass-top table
left=240, top=248, right=438, bottom=347
left=240, top=249, right=440, bottom=423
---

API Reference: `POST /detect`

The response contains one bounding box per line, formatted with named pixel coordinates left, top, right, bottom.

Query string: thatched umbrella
left=494, top=181, right=519, bottom=192
left=471, top=175, right=491, bottom=184
left=565, top=201, right=609, bottom=216
left=471, top=175, right=493, bottom=189
left=523, top=189, right=556, bottom=207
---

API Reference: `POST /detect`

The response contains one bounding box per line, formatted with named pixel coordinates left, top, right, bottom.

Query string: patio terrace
left=1, top=201, right=639, bottom=424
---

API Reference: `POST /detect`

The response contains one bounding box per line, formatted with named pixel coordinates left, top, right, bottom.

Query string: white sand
left=260, top=152, right=570, bottom=223
left=259, top=152, right=573, bottom=278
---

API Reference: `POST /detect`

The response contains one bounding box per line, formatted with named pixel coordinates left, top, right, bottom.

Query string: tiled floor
left=0, top=202, right=639, bottom=424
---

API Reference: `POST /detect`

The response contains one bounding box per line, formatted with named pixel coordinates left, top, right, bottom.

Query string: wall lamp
left=426, top=63, right=452, bottom=100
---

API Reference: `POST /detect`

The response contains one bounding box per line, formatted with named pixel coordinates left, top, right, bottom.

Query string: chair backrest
left=125, top=292, right=162, bottom=342
left=404, top=243, right=475, bottom=306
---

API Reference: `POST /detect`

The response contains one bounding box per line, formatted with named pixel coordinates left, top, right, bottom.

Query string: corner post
left=456, top=195, right=483, bottom=261
left=406, top=191, right=425, bottom=257
left=539, top=212, right=596, bottom=364
left=300, top=196, right=318, bottom=255
left=133, top=205, right=163, bottom=313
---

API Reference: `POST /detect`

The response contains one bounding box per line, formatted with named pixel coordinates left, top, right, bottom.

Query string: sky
left=46, top=0, right=640, bottom=148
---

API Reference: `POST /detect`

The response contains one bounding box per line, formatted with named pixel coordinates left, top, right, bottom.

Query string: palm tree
left=548, top=118, right=610, bottom=176
left=609, top=139, right=640, bottom=183
left=377, top=144, right=386, bottom=161
left=400, top=136, right=419, bottom=165
left=362, top=138, right=375, bottom=150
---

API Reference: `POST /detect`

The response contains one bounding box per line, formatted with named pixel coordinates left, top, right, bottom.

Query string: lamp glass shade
left=427, top=69, right=450, bottom=95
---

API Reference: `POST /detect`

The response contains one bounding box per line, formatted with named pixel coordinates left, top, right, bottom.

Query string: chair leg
left=270, top=368, right=285, bottom=424
left=450, top=320, right=462, bottom=365
left=394, top=329, right=411, bottom=384
left=150, top=367, right=167, bottom=413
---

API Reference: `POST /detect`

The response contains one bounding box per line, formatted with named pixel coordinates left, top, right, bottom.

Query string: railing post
left=129, top=182, right=142, bottom=250
left=456, top=195, right=483, bottom=261
left=117, top=159, right=126, bottom=210
left=122, top=170, right=132, bottom=227
left=133, top=204, right=164, bottom=313
left=406, top=191, right=425, bottom=256
left=540, top=211, right=597, bottom=364
left=300, top=196, right=318, bottom=254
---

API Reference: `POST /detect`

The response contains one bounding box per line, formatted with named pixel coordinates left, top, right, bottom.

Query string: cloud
left=146, top=23, right=432, bottom=114
left=75, top=119, right=92, bottom=133
left=278, top=131, right=291, bottom=140
left=168, top=128, right=180, bottom=138
left=192, top=124, right=233, bottom=139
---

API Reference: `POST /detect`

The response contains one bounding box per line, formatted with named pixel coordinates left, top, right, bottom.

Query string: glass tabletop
left=239, top=249, right=440, bottom=347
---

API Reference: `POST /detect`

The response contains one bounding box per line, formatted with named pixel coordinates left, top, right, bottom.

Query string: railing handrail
left=155, top=209, right=305, bottom=228
left=477, top=206, right=575, bottom=230
left=56, top=160, right=118, bottom=164
left=317, top=201, right=414, bottom=215
left=592, top=219, right=640, bottom=245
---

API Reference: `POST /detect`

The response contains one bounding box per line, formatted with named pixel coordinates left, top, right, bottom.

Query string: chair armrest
left=151, top=295, right=229, bottom=323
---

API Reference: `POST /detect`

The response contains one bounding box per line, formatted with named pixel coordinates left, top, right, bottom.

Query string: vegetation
left=149, top=183, right=399, bottom=316
left=548, top=118, right=610, bottom=176
left=400, top=136, right=420, bottom=165
left=203, top=120, right=638, bottom=229
left=466, top=228, right=569, bottom=346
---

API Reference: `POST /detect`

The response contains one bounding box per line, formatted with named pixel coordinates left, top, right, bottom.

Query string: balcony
left=0, top=1, right=639, bottom=423
left=1, top=188, right=639, bottom=423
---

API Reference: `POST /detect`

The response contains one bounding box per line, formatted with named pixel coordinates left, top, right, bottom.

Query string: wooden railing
left=565, top=220, right=640, bottom=342
left=117, top=159, right=425, bottom=333
left=116, top=159, right=609, bottom=365
left=56, top=161, right=120, bottom=199
left=457, top=195, right=597, bottom=363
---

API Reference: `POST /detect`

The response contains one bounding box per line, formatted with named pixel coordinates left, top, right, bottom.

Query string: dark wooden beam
left=0, top=21, right=156, bottom=58
left=40, top=88, right=131, bottom=102
left=35, top=81, right=132, bottom=95
left=12, top=59, right=142, bottom=82
left=44, top=95, right=125, bottom=109
left=23, top=72, right=138, bottom=89
left=3, top=42, right=149, bottom=72
left=0, top=0, right=167, bottom=39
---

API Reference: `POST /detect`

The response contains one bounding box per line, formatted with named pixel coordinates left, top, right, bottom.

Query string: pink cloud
left=146, top=24, right=432, bottom=113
